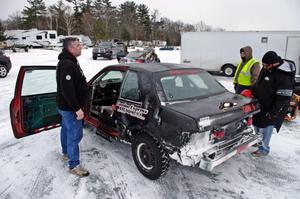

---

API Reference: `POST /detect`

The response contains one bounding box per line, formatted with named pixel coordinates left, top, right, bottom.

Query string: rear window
left=157, top=69, right=226, bottom=101
left=99, top=42, right=112, bottom=47
left=127, top=51, right=144, bottom=58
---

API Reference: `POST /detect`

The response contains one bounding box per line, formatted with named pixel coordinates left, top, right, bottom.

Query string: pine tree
left=93, top=0, right=116, bottom=39
left=48, top=0, right=68, bottom=35
left=22, top=0, right=46, bottom=29
left=65, top=0, right=83, bottom=34
left=118, top=1, right=138, bottom=40
left=92, top=19, right=109, bottom=41
left=0, top=21, right=6, bottom=41
left=80, top=0, right=93, bottom=15
left=121, top=27, right=131, bottom=42
left=136, top=4, right=151, bottom=40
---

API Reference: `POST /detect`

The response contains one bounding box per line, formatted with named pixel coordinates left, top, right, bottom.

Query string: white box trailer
left=181, top=31, right=300, bottom=76
left=5, top=29, right=58, bottom=48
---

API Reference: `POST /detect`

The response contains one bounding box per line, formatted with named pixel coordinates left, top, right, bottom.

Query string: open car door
left=10, top=66, right=61, bottom=139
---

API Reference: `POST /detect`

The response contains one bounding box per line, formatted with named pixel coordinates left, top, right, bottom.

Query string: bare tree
left=81, top=12, right=95, bottom=36
left=4, top=11, right=24, bottom=29
left=45, top=10, right=53, bottom=29
left=63, top=7, right=75, bottom=35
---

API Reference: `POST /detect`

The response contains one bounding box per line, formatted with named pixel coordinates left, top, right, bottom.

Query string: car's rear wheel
left=0, top=65, right=8, bottom=78
left=222, top=64, right=236, bottom=77
left=132, top=133, right=169, bottom=180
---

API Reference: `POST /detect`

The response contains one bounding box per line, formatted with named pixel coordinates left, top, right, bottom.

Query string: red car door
left=10, top=66, right=61, bottom=138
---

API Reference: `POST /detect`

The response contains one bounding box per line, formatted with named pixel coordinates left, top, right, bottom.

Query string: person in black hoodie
left=56, top=37, right=89, bottom=176
left=252, top=51, right=295, bottom=157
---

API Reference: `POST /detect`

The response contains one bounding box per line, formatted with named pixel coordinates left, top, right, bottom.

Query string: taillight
left=111, top=104, right=118, bottom=111
left=212, top=130, right=225, bottom=139
left=247, top=117, right=253, bottom=126
left=243, top=103, right=256, bottom=114
left=136, top=59, right=145, bottom=63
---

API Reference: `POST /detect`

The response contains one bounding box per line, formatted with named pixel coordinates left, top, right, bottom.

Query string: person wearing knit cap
left=233, top=46, right=261, bottom=94
left=251, top=51, right=296, bottom=157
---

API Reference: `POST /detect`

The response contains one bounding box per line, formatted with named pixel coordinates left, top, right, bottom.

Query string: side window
left=49, top=34, right=56, bottom=39
left=22, top=70, right=56, bottom=96
left=36, top=35, right=42, bottom=40
left=100, top=70, right=123, bottom=82
left=121, top=71, right=140, bottom=101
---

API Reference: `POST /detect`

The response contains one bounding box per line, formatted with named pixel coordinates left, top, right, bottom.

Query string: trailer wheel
left=0, top=65, right=8, bottom=78
left=132, top=133, right=169, bottom=180
left=222, top=64, right=236, bottom=77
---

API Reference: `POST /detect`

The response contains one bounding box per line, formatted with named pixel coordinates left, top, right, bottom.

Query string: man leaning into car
left=56, top=37, right=89, bottom=177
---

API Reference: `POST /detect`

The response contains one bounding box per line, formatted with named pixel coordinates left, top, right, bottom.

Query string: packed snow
left=0, top=48, right=299, bottom=199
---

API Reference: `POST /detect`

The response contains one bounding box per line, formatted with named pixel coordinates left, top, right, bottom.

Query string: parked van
left=181, top=31, right=300, bottom=76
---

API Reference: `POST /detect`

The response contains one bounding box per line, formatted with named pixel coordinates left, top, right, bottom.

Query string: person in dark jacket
left=252, top=51, right=295, bottom=157
left=56, top=37, right=89, bottom=176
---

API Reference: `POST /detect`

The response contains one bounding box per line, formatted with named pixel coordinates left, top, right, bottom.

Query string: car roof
left=106, top=63, right=205, bottom=73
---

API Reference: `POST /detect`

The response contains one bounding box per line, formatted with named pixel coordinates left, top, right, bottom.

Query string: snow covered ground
left=0, top=48, right=299, bottom=199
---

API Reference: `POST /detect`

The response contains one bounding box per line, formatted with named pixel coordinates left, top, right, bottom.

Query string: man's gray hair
left=63, top=37, right=79, bottom=49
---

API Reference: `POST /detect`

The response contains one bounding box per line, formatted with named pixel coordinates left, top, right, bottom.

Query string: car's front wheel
left=92, top=55, right=97, bottom=60
left=132, top=133, right=169, bottom=180
left=0, top=65, right=8, bottom=78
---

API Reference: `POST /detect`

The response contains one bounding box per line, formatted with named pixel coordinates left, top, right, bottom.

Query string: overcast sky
left=1, top=0, right=299, bottom=31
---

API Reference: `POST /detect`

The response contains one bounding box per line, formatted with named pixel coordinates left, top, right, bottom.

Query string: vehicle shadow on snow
left=78, top=127, right=285, bottom=199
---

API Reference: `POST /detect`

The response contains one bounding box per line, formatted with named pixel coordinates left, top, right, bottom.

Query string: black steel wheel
left=132, top=133, right=169, bottom=180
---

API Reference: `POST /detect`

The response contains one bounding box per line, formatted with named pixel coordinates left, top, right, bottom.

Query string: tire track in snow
left=27, top=167, right=54, bottom=199
left=0, top=184, right=12, bottom=199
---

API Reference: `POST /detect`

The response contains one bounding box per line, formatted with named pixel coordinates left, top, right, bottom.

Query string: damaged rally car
left=10, top=63, right=261, bottom=180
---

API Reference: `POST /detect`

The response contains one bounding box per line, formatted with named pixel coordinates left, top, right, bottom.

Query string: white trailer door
left=286, top=37, right=300, bottom=75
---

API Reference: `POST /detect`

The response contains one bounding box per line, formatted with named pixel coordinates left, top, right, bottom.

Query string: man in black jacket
left=252, top=51, right=295, bottom=157
left=56, top=37, right=89, bottom=176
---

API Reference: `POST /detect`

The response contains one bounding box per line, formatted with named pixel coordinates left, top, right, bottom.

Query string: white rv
left=56, top=35, right=93, bottom=48
left=5, top=29, right=58, bottom=48
left=181, top=31, right=300, bottom=76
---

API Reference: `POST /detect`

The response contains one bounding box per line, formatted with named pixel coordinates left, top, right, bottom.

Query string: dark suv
left=92, top=42, right=114, bottom=60
left=10, top=63, right=261, bottom=180
left=0, top=50, right=12, bottom=78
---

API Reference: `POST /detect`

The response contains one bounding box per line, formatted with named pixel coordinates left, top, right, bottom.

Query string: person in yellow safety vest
left=233, top=46, right=261, bottom=94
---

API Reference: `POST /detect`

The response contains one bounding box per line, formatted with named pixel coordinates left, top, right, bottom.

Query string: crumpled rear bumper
left=170, top=126, right=262, bottom=171
left=199, top=131, right=262, bottom=171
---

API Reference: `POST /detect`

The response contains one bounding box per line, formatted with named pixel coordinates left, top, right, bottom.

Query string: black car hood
left=165, top=92, right=254, bottom=125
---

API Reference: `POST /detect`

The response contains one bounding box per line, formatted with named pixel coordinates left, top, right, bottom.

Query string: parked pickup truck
left=10, top=63, right=261, bottom=180
left=92, top=41, right=114, bottom=60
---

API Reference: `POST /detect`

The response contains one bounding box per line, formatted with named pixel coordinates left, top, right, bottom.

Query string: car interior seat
left=161, top=78, right=176, bottom=100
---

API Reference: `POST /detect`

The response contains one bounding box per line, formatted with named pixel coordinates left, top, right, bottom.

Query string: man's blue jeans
left=253, top=125, right=274, bottom=154
left=58, top=109, right=83, bottom=169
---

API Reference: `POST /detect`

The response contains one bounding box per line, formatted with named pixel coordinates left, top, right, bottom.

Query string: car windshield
left=126, top=51, right=145, bottom=58
left=99, top=42, right=112, bottom=47
left=157, top=69, right=226, bottom=102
